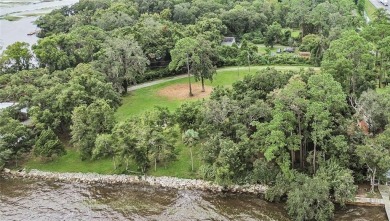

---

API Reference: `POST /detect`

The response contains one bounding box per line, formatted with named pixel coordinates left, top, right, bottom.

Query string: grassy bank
left=25, top=65, right=319, bottom=178
left=0, top=15, right=22, bottom=21
left=25, top=141, right=202, bottom=179
left=365, top=0, right=377, bottom=20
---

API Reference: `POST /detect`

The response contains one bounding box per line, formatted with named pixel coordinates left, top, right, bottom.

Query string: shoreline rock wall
left=1, top=168, right=267, bottom=194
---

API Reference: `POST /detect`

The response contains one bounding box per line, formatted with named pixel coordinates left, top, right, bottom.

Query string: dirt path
left=127, top=66, right=320, bottom=92
left=128, top=74, right=187, bottom=92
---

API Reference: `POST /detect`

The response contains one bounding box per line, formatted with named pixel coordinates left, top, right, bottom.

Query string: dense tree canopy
left=2, top=0, right=390, bottom=220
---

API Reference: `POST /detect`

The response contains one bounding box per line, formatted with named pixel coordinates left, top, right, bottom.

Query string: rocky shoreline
left=1, top=168, right=267, bottom=194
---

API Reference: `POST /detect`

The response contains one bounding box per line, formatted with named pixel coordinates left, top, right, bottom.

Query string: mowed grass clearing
left=25, top=65, right=319, bottom=178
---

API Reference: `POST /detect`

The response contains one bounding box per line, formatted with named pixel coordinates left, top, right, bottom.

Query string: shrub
left=34, top=128, right=66, bottom=159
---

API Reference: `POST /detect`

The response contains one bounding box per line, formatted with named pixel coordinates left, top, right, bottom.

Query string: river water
left=0, top=177, right=387, bottom=221
left=0, top=0, right=78, bottom=52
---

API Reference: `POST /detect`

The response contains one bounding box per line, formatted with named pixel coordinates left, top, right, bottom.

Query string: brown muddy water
left=0, top=177, right=387, bottom=221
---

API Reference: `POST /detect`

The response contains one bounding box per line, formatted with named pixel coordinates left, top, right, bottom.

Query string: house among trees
left=221, top=37, right=236, bottom=46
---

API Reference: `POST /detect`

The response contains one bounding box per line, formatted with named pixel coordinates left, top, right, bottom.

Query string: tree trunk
left=113, top=156, right=116, bottom=170
left=187, top=53, right=193, bottom=97
left=155, top=158, right=157, bottom=172
left=122, top=50, right=128, bottom=94
left=291, top=149, right=295, bottom=169
left=313, top=142, right=316, bottom=173
left=303, top=134, right=307, bottom=168
left=201, top=77, right=205, bottom=92
left=298, top=117, right=303, bottom=169
left=370, top=167, right=377, bottom=193
left=247, top=51, right=251, bottom=72
left=291, top=132, right=295, bottom=168
left=122, top=80, right=128, bottom=95
left=190, top=147, right=194, bottom=172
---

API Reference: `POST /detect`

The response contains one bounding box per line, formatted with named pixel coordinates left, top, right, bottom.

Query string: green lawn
left=25, top=65, right=319, bottom=178
left=25, top=148, right=115, bottom=174
left=365, top=0, right=377, bottom=20
left=149, top=142, right=202, bottom=178
left=291, top=30, right=300, bottom=38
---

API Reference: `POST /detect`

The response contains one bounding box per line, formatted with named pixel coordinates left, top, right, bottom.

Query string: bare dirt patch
left=356, top=183, right=382, bottom=199
left=158, top=83, right=212, bottom=100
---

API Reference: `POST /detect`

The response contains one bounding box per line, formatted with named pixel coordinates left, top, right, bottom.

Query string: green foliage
left=316, top=160, right=357, bottom=206
left=286, top=175, right=334, bottom=221
left=138, top=67, right=179, bottom=83
left=92, top=134, right=115, bottom=160
left=172, top=2, right=196, bottom=25
left=299, top=34, right=320, bottom=52
left=19, top=64, right=120, bottom=132
left=110, top=109, right=178, bottom=173
left=322, top=30, right=375, bottom=99
left=0, top=112, right=33, bottom=167
left=34, top=128, right=65, bottom=159
left=175, top=101, right=203, bottom=132
left=357, top=129, right=390, bottom=192
left=35, top=6, right=74, bottom=37
left=32, top=34, right=75, bottom=72
left=187, top=17, right=226, bottom=46
left=92, top=5, right=137, bottom=31
left=132, top=14, right=177, bottom=63
left=361, top=10, right=390, bottom=88
left=11, top=1, right=385, bottom=220
left=221, top=5, right=266, bottom=37
left=216, top=45, right=240, bottom=66
left=265, top=22, right=283, bottom=48
left=182, top=129, right=199, bottom=172
left=252, top=159, right=280, bottom=185
left=265, top=173, right=292, bottom=202
left=95, top=37, right=149, bottom=94
left=182, top=129, right=199, bottom=147
left=232, top=67, right=293, bottom=101
left=169, top=36, right=217, bottom=91
left=355, top=89, right=390, bottom=134
left=71, top=99, right=116, bottom=160
left=0, top=42, right=33, bottom=74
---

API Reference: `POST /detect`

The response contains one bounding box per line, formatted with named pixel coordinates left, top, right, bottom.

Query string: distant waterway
left=0, top=176, right=387, bottom=220
left=0, top=0, right=78, bottom=52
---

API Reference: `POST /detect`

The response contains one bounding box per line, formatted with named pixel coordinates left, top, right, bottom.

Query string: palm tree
left=182, top=129, right=199, bottom=171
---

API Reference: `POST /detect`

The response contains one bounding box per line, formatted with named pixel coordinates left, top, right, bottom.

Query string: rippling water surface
left=0, top=177, right=387, bottom=221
